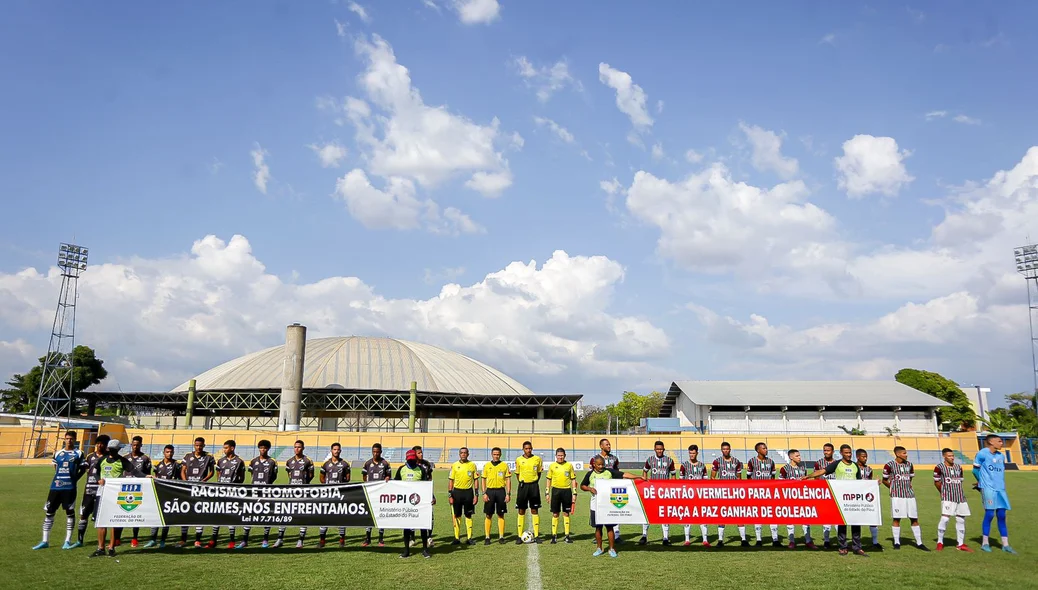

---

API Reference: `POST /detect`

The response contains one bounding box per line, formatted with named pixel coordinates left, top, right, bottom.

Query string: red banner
left=628, top=480, right=868, bottom=525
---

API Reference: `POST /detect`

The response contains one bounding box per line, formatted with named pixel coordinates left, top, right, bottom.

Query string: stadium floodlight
left=57, top=242, right=88, bottom=274
left=1014, top=244, right=1038, bottom=423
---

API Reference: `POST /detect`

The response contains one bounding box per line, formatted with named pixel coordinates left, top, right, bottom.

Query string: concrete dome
left=171, top=336, right=535, bottom=396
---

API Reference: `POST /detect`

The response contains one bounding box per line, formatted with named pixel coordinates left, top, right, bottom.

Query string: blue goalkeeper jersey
left=972, top=448, right=1006, bottom=492
left=51, top=448, right=84, bottom=491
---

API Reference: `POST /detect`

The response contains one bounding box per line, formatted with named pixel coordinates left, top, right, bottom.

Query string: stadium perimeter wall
left=1, top=427, right=1014, bottom=467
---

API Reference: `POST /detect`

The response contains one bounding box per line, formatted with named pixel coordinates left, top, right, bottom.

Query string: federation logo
left=409, top=493, right=421, bottom=506
left=117, top=483, right=143, bottom=513
left=610, top=487, right=628, bottom=509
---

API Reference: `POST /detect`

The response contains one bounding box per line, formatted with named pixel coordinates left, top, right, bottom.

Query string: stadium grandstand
left=659, top=380, right=951, bottom=435
left=83, top=336, right=581, bottom=434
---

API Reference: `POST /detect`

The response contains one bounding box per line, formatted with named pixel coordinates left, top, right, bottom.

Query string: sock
left=770, top=525, right=779, bottom=541
left=180, top=528, right=188, bottom=543
left=497, top=516, right=506, bottom=538
left=338, top=527, right=346, bottom=539
left=955, top=517, right=965, bottom=546
left=453, top=517, right=461, bottom=540
left=517, top=514, right=525, bottom=535
left=551, top=516, right=559, bottom=536
left=402, top=530, right=411, bottom=554
left=42, top=514, right=54, bottom=543
left=892, top=525, right=900, bottom=543
left=532, top=514, right=540, bottom=537
left=996, top=509, right=1008, bottom=543
left=277, top=528, right=285, bottom=541
left=662, top=524, right=669, bottom=540
left=195, top=529, right=203, bottom=543
left=738, top=526, right=746, bottom=540
left=319, top=527, right=327, bottom=541
left=485, top=518, right=492, bottom=538
left=563, top=514, right=570, bottom=536
left=804, top=526, right=813, bottom=544
left=717, top=526, right=725, bottom=542
left=132, top=527, right=139, bottom=541
left=378, top=529, right=384, bottom=543
left=613, top=525, right=620, bottom=538
left=642, top=524, right=649, bottom=537
left=229, top=527, right=236, bottom=543
left=298, top=528, right=307, bottom=541
left=684, top=525, right=691, bottom=542
left=754, top=525, right=762, bottom=542
left=466, top=517, right=473, bottom=539
left=211, top=527, right=219, bottom=543
left=701, top=525, right=709, bottom=541
left=911, top=525, right=922, bottom=545
left=65, top=515, right=75, bottom=544
left=937, top=516, right=949, bottom=544
left=870, top=525, right=878, bottom=544
left=150, top=528, right=159, bottom=542
left=161, top=528, right=170, bottom=543
left=823, top=525, right=831, bottom=542
left=786, top=526, right=795, bottom=542
left=78, top=519, right=87, bottom=543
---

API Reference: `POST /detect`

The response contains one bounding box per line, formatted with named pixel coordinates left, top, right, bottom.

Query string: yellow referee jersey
left=546, top=461, right=575, bottom=489
left=515, top=454, right=543, bottom=483
left=482, top=460, right=511, bottom=489
left=449, top=460, right=477, bottom=490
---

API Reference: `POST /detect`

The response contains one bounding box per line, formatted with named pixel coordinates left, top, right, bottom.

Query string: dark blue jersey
left=51, top=449, right=84, bottom=491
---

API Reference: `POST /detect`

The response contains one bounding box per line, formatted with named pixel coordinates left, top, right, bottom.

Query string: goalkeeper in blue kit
left=972, top=434, right=1016, bottom=554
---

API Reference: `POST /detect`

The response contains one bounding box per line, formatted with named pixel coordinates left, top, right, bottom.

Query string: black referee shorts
left=516, top=482, right=541, bottom=510
left=451, top=489, right=475, bottom=518
left=550, top=488, right=573, bottom=515
left=484, top=488, right=507, bottom=516
left=45, top=489, right=77, bottom=514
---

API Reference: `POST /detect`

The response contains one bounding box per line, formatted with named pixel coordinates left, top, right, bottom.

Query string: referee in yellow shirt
left=545, top=447, right=577, bottom=544
left=448, top=447, right=479, bottom=545
left=481, top=447, right=511, bottom=544
left=514, top=441, right=543, bottom=544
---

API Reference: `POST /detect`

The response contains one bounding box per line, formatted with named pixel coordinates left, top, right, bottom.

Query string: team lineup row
left=29, top=433, right=1018, bottom=560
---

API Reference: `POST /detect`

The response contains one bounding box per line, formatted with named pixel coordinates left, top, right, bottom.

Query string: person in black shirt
left=116, top=435, right=153, bottom=548
left=208, top=440, right=246, bottom=549
left=76, top=435, right=110, bottom=546
left=146, top=444, right=179, bottom=548
left=238, top=439, right=278, bottom=549
left=412, top=445, right=436, bottom=548
left=319, top=443, right=351, bottom=547
left=275, top=440, right=314, bottom=549
left=362, top=443, right=392, bottom=547
left=177, top=437, right=214, bottom=548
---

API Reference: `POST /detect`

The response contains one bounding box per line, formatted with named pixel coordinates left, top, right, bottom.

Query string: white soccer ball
left=521, top=530, right=535, bottom=544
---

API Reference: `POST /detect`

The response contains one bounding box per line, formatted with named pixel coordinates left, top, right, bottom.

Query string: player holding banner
left=640, top=441, right=675, bottom=545
left=146, top=444, right=179, bottom=548
left=207, top=440, right=245, bottom=549
left=934, top=447, right=972, bottom=552
left=237, top=439, right=278, bottom=549
left=747, top=442, right=780, bottom=547
left=680, top=444, right=710, bottom=546
left=778, top=449, right=815, bottom=550
left=178, top=437, right=215, bottom=548
left=814, top=443, right=836, bottom=548
left=711, top=442, right=748, bottom=547
left=276, top=440, right=314, bottom=549
left=856, top=449, right=882, bottom=551
left=319, top=442, right=351, bottom=548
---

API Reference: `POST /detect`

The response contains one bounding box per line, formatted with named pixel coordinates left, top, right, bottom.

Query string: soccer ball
left=520, top=531, right=535, bottom=544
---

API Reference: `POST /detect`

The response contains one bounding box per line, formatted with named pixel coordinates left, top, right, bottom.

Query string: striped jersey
left=746, top=456, right=775, bottom=480
left=680, top=460, right=709, bottom=480
left=814, top=457, right=836, bottom=481
left=589, top=452, right=619, bottom=471
left=933, top=462, right=966, bottom=503
left=779, top=462, right=808, bottom=480
left=883, top=460, right=916, bottom=498
left=644, top=454, right=675, bottom=480
left=858, top=463, right=873, bottom=480
left=712, top=456, right=742, bottom=480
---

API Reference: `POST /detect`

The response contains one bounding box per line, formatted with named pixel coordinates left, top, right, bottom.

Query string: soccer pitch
left=1, top=468, right=1033, bottom=590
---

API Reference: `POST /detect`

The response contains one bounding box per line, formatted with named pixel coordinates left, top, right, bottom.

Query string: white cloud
left=208, top=157, right=224, bottom=175
left=684, top=149, right=704, bottom=164
left=453, top=0, right=500, bottom=25
left=738, top=122, right=799, bottom=178
left=308, top=141, right=349, bottom=168
left=820, top=33, right=836, bottom=45
left=598, top=63, right=653, bottom=132
left=906, top=7, right=925, bottom=22
left=834, top=134, right=914, bottom=198
left=925, top=110, right=948, bottom=121
left=424, top=266, right=466, bottom=285
left=953, top=114, right=981, bottom=125
left=624, top=163, right=840, bottom=278
left=335, top=19, right=347, bottom=37
left=509, top=131, right=524, bottom=150
left=651, top=142, right=665, bottom=160
left=334, top=169, right=427, bottom=230
left=0, top=236, right=670, bottom=390
left=513, top=57, right=581, bottom=102
left=533, top=116, right=575, bottom=143
left=250, top=143, right=270, bottom=194
left=438, top=206, right=486, bottom=235
left=463, top=170, right=512, bottom=197
left=656, top=100, right=664, bottom=114
left=347, top=2, right=371, bottom=23
left=600, top=178, right=623, bottom=196
left=342, top=35, right=513, bottom=196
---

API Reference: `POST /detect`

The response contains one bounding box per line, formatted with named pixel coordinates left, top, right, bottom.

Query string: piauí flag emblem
left=117, top=483, right=143, bottom=513
left=610, top=487, right=628, bottom=509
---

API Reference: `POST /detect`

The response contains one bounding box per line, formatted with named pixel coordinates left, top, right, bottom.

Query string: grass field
left=1, top=467, right=1033, bottom=590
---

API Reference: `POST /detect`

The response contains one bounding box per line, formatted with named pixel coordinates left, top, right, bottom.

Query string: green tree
left=980, top=408, right=1019, bottom=433
left=0, top=345, right=107, bottom=414
left=577, top=404, right=609, bottom=432
left=606, top=390, right=666, bottom=432
left=894, top=368, right=977, bottom=431
left=1004, top=392, right=1038, bottom=438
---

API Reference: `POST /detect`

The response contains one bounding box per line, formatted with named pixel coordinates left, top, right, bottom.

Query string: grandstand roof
left=661, top=380, right=951, bottom=415
left=171, top=336, right=535, bottom=396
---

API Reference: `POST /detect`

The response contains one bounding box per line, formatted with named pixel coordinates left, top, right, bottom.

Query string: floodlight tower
left=26, top=243, right=88, bottom=458
left=1014, top=243, right=1038, bottom=413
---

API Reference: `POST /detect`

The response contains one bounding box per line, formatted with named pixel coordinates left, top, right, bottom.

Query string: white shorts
left=940, top=501, right=971, bottom=517
left=891, top=497, right=918, bottom=519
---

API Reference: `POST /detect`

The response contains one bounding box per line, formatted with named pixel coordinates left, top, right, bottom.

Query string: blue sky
left=1, top=1, right=1036, bottom=406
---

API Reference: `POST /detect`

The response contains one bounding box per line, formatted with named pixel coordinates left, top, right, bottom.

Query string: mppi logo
left=380, top=493, right=422, bottom=505
left=841, top=492, right=876, bottom=503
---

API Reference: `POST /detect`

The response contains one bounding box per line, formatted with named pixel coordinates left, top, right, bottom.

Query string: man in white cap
left=90, top=439, right=133, bottom=558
